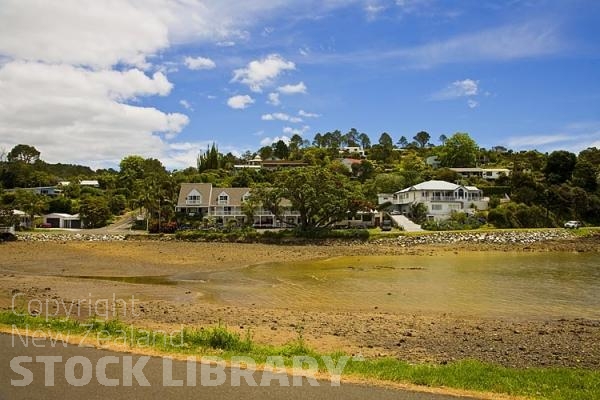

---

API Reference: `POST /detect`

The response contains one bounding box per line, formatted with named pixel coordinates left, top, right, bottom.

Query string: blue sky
left=0, top=0, right=599, bottom=168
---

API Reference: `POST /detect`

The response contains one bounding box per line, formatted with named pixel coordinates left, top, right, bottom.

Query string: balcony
left=185, top=200, right=201, bottom=205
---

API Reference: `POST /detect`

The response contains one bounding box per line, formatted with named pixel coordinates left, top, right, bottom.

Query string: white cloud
left=0, top=0, right=366, bottom=168
left=432, top=79, right=479, bottom=100
left=267, top=92, right=281, bottom=106
left=179, top=100, right=193, bottom=110
left=232, top=54, right=295, bottom=92
left=261, top=113, right=303, bottom=123
left=283, top=125, right=310, bottom=136
left=304, top=22, right=565, bottom=69
left=0, top=61, right=188, bottom=167
left=184, top=56, right=216, bottom=70
left=505, top=122, right=600, bottom=153
left=365, top=3, right=386, bottom=20
left=467, top=99, right=479, bottom=109
left=227, top=94, right=255, bottom=109
left=298, top=110, right=320, bottom=118
left=260, top=136, right=290, bottom=146
left=277, top=81, right=307, bottom=95
left=216, top=41, right=236, bottom=47
left=404, top=23, right=564, bottom=68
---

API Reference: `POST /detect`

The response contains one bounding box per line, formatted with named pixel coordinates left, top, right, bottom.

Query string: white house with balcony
left=378, top=180, right=489, bottom=221
left=175, top=183, right=301, bottom=227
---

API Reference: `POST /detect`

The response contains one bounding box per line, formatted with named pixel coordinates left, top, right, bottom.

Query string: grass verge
left=1, top=311, right=599, bottom=400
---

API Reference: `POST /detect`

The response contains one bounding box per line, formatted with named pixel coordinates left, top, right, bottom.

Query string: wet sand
left=1, top=237, right=599, bottom=369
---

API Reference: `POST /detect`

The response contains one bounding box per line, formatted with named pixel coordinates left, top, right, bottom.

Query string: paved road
left=0, top=334, right=473, bottom=400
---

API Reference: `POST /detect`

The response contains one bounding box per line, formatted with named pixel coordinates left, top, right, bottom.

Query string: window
left=431, top=204, right=443, bottom=211
left=186, top=190, right=202, bottom=205
left=218, top=193, right=229, bottom=205
left=242, top=192, right=251, bottom=202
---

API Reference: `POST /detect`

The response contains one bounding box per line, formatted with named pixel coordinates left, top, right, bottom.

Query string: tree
left=396, top=136, right=409, bottom=149
left=358, top=133, right=371, bottom=149
left=312, top=133, right=324, bottom=147
left=351, top=160, right=375, bottom=183
left=572, top=160, right=598, bottom=192
left=15, top=190, right=48, bottom=227
left=438, top=133, right=479, bottom=168
left=79, top=196, right=111, bottom=228
left=7, top=144, right=40, bottom=164
left=578, top=147, right=600, bottom=167
left=413, top=131, right=431, bottom=148
left=288, top=134, right=304, bottom=155
left=438, top=134, right=448, bottom=145
left=0, top=205, right=18, bottom=229
left=258, top=146, right=273, bottom=160
left=378, top=132, right=394, bottom=149
left=252, top=167, right=364, bottom=232
left=272, top=140, right=290, bottom=159
left=544, top=150, right=577, bottom=185
left=343, top=128, right=360, bottom=147
left=197, top=143, right=221, bottom=172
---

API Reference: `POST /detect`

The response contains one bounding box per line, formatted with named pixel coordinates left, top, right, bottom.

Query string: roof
left=210, top=187, right=250, bottom=207
left=396, top=180, right=481, bottom=193
left=80, top=180, right=99, bottom=186
left=449, top=168, right=482, bottom=172
left=176, top=183, right=213, bottom=207
left=45, top=213, right=79, bottom=219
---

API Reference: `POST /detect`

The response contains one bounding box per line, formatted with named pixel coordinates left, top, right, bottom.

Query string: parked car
left=390, top=210, right=401, bottom=215
left=381, top=220, right=392, bottom=231
left=564, top=220, right=582, bottom=229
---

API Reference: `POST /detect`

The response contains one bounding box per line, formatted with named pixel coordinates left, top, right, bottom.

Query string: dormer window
left=218, top=192, right=229, bottom=205
left=242, top=192, right=251, bottom=202
left=186, top=189, right=202, bottom=205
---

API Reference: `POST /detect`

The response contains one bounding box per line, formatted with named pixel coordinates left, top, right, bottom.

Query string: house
left=175, top=183, right=301, bottom=228
left=13, top=210, right=32, bottom=229
left=233, top=156, right=307, bottom=170
left=339, top=158, right=363, bottom=172
left=378, top=180, right=489, bottom=221
left=43, top=213, right=82, bottom=229
left=426, top=156, right=441, bottom=169
left=449, top=168, right=510, bottom=181
left=58, top=180, right=100, bottom=187
left=339, top=146, right=367, bottom=158
left=80, top=180, right=100, bottom=187
left=7, top=186, right=62, bottom=196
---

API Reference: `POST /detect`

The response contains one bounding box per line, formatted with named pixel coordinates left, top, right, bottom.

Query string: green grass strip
left=1, top=311, right=599, bottom=400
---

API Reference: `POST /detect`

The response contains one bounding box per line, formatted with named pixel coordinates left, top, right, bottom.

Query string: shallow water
left=77, top=252, right=600, bottom=319
left=202, top=252, right=600, bottom=319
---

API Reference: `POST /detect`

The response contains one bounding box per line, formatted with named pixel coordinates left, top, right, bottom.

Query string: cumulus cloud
left=432, top=79, right=479, bottom=100
left=227, top=94, right=255, bottom=109
left=298, top=110, right=320, bottom=118
left=232, top=54, right=296, bottom=92
left=0, top=61, right=188, bottom=167
left=267, top=92, right=281, bottom=106
left=467, top=99, right=479, bottom=109
left=184, top=56, right=216, bottom=70
left=0, top=1, right=343, bottom=167
left=261, top=113, right=303, bottom=123
left=277, top=81, right=307, bottom=95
